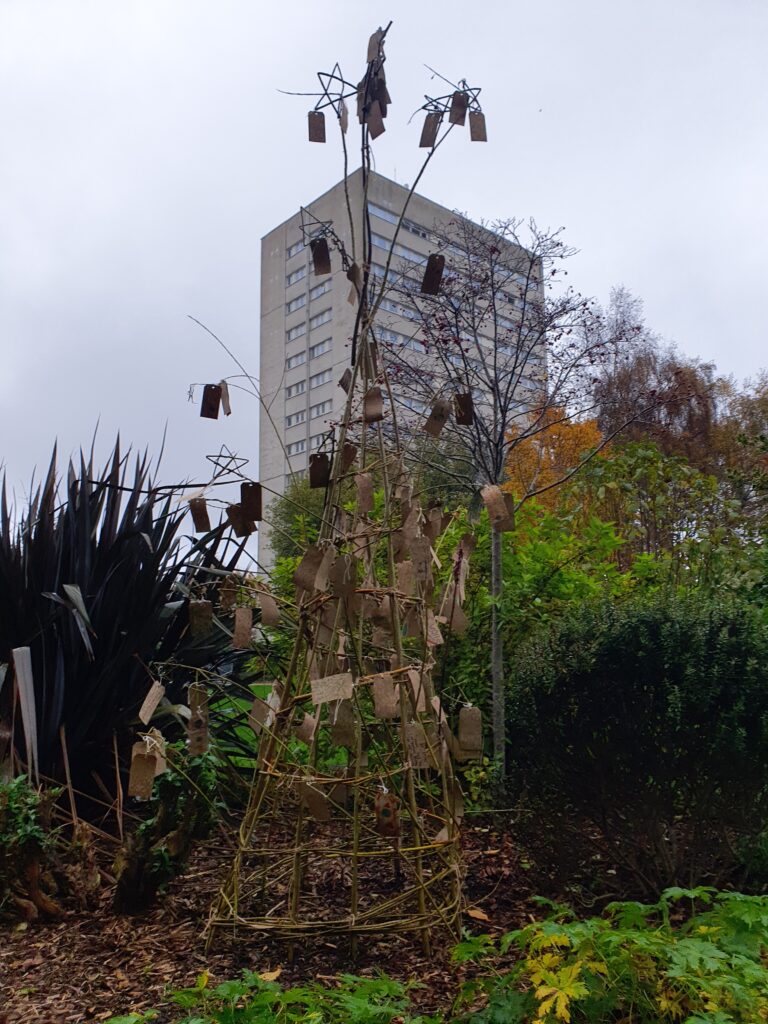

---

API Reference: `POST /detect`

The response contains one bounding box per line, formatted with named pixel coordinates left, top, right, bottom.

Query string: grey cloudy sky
left=1, top=0, right=766, bottom=498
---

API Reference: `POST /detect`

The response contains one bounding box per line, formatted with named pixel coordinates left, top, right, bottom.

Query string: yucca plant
left=0, top=441, right=249, bottom=792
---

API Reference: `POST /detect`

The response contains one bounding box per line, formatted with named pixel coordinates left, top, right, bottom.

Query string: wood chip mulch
left=0, top=820, right=532, bottom=1024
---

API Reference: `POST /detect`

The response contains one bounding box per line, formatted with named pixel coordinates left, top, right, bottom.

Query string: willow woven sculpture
left=208, top=24, right=484, bottom=951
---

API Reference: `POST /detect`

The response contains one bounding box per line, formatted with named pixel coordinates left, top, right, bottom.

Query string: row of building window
left=367, top=202, right=431, bottom=241
left=286, top=432, right=329, bottom=457
left=285, top=368, right=334, bottom=400
left=370, top=232, right=428, bottom=266
left=286, top=265, right=307, bottom=287
left=286, top=305, right=333, bottom=343
left=287, top=240, right=304, bottom=259
left=286, top=279, right=332, bottom=314
left=377, top=326, right=426, bottom=354
left=285, top=399, right=333, bottom=428
left=285, top=337, right=332, bottom=371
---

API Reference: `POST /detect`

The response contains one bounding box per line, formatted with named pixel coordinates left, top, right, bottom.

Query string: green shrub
left=507, top=593, right=768, bottom=894
left=454, top=888, right=768, bottom=1023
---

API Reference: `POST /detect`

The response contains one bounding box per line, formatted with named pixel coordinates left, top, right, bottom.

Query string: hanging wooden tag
left=423, top=397, right=452, bottom=437
left=420, top=253, right=445, bottom=295
left=128, top=742, right=156, bottom=800
left=330, top=781, right=349, bottom=808
left=409, top=536, right=432, bottom=583
left=374, top=791, right=400, bottom=837
left=309, top=237, right=332, bottom=276
left=346, top=262, right=363, bottom=294
left=424, top=506, right=444, bottom=544
left=329, top=698, right=357, bottom=747
left=294, top=712, right=318, bottom=744
left=407, top=669, right=428, bottom=713
left=404, top=605, right=422, bottom=638
left=339, top=367, right=353, bottom=393
left=364, top=387, right=384, bottom=422
left=367, top=27, right=384, bottom=63
left=219, top=379, right=232, bottom=416
left=450, top=779, right=465, bottom=823
left=301, top=781, right=331, bottom=821
left=371, top=625, right=393, bottom=650
left=339, top=98, right=349, bottom=134
left=308, top=110, right=326, bottom=143
left=366, top=99, right=386, bottom=139
left=419, top=111, right=441, bottom=148
left=241, top=482, right=262, bottom=521
left=481, top=485, right=515, bottom=532
left=189, top=497, right=211, bottom=532
left=226, top=503, right=255, bottom=537
left=405, top=722, right=429, bottom=769
left=257, top=590, right=280, bottom=627
left=138, top=680, right=165, bottom=726
left=311, top=672, right=354, bottom=706
left=426, top=610, right=444, bottom=647
left=455, top=392, right=474, bottom=426
left=396, top=560, right=415, bottom=596
left=294, top=544, right=327, bottom=592
left=355, top=473, right=374, bottom=514
left=187, top=684, right=209, bottom=756
left=449, top=90, right=469, bottom=125
left=200, top=384, right=222, bottom=419
left=341, top=442, right=358, bottom=472
left=188, top=599, right=213, bottom=639
left=469, top=110, right=487, bottom=142
left=309, top=453, right=331, bottom=489
left=457, top=705, right=483, bottom=759
left=219, top=576, right=237, bottom=611
left=232, top=606, right=253, bottom=648
left=372, top=673, right=399, bottom=718
left=431, top=695, right=459, bottom=755
left=329, top=553, right=357, bottom=597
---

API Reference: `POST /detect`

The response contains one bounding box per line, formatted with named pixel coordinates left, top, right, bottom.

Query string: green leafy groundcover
left=106, top=889, right=768, bottom=1023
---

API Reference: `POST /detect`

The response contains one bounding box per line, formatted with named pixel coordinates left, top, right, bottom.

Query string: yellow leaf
left=467, top=907, right=490, bottom=922
left=259, top=966, right=282, bottom=982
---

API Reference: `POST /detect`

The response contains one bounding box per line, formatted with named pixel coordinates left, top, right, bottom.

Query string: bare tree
left=380, top=217, right=634, bottom=767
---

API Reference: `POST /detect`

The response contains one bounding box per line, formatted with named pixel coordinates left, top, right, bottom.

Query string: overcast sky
left=1, top=0, right=766, bottom=500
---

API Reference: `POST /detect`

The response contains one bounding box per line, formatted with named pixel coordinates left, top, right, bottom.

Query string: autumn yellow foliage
left=503, top=408, right=602, bottom=509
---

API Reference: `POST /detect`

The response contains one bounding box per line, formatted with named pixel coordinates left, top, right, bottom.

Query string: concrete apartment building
left=258, top=169, right=542, bottom=564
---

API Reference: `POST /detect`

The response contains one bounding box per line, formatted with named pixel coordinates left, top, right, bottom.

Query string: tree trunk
left=490, top=524, right=505, bottom=771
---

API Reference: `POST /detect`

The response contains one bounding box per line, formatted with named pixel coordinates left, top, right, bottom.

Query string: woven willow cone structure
left=208, top=24, right=485, bottom=951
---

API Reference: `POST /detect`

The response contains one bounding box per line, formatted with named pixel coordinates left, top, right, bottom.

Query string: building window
left=287, top=439, right=307, bottom=456
left=370, top=233, right=426, bottom=265
left=310, top=369, right=333, bottom=389
left=309, top=338, right=332, bottom=359
left=286, top=323, right=306, bottom=342
left=379, top=296, right=418, bottom=321
left=368, top=203, right=429, bottom=240
left=402, top=396, right=428, bottom=414
left=310, top=280, right=332, bottom=301
left=286, top=266, right=308, bottom=287
left=287, top=294, right=306, bottom=313
left=309, top=308, right=332, bottom=331
left=286, top=351, right=307, bottom=370
left=287, top=240, right=304, bottom=259
left=286, top=409, right=307, bottom=427
left=310, top=399, right=333, bottom=418
left=377, top=327, right=426, bottom=354
left=310, top=433, right=326, bottom=450
left=286, top=380, right=306, bottom=399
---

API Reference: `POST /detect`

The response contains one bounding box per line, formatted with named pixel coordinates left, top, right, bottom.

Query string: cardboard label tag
left=257, top=590, right=280, bottom=627
left=469, top=110, right=487, bottom=142
left=308, top=109, right=326, bottom=143
left=329, top=553, right=357, bottom=597
left=311, top=672, right=354, bottom=706
left=426, top=610, right=444, bottom=647
left=219, top=576, right=237, bottom=611
left=419, top=111, right=441, bottom=148
left=420, top=253, right=445, bottom=295
left=355, top=473, right=374, bottom=514
left=423, top=398, right=452, bottom=437
left=374, top=791, right=400, bottom=837
left=187, top=684, right=209, bottom=756
left=294, top=544, right=331, bottom=593
left=226, top=503, right=255, bottom=537
left=454, top=392, right=474, bottom=425
left=232, top=606, right=253, bottom=648
left=128, top=742, right=156, bottom=800
left=309, top=453, right=331, bottom=489
left=396, top=561, right=415, bottom=596
left=363, top=387, right=384, bottom=423
left=367, top=99, right=386, bottom=139
left=405, top=721, right=429, bottom=768
left=301, top=781, right=331, bottom=821
left=458, top=705, right=483, bottom=757
left=372, top=673, right=399, bottom=719
left=200, top=384, right=221, bottom=419
left=294, top=712, right=318, bottom=744
left=241, top=482, right=262, bottom=521
left=449, top=90, right=469, bottom=125
left=481, top=485, right=515, bottom=532
left=329, top=698, right=357, bottom=747
left=189, top=599, right=213, bottom=639
left=138, top=680, right=165, bottom=726
left=407, top=669, right=428, bottom=713
left=189, top=497, right=211, bottom=533
left=339, top=367, right=353, bottom=393
left=309, top=237, right=331, bottom=276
